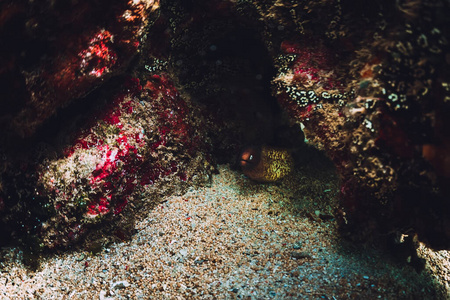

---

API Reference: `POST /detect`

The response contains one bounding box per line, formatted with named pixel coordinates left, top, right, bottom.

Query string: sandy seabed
left=0, top=164, right=449, bottom=299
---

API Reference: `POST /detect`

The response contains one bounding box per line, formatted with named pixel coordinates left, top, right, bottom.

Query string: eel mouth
left=240, top=159, right=250, bottom=167
left=239, top=147, right=259, bottom=169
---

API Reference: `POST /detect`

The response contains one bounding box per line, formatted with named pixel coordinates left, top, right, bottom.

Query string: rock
left=1, top=0, right=450, bottom=261
left=0, top=74, right=213, bottom=250
left=0, top=0, right=160, bottom=137
left=111, top=280, right=130, bottom=290
left=291, top=251, right=310, bottom=260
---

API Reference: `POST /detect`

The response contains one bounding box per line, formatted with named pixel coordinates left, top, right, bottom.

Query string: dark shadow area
left=152, top=1, right=297, bottom=165
left=2, top=75, right=129, bottom=158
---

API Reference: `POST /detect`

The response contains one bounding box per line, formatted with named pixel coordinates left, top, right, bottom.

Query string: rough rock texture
left=35, top=74, right=213, bottom=249
left=0, top=0, right=159, bottom=137
left=0, top=73, right=214, bottom=256
left=0, top=0, right=449, bottom=265
left=261, top=0, right=450, bottom=249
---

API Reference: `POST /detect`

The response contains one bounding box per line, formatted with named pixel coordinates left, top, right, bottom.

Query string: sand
left=0, top=164, right=449, bottom=299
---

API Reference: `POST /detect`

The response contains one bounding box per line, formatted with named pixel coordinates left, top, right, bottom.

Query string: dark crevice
left=157, top=3, right=294, bottom=164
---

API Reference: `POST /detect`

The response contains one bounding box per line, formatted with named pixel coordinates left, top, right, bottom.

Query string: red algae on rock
left=267, top=0, right=450, bottom=248
left=36, top=75, right=213, bottom=249
left=0, top=0, right=160, bottom=137
left=1, top=0, right=450, bottom=263
left=78, top=29, right=118, bottom=78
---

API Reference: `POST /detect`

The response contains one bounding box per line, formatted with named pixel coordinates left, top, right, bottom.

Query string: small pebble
left=293, top=242, right=302, bottom=249
left=99, top=290, right=114, bottom=300
left=291, top=251, right=310, bottom=260
left=112, top=281, right=130, bottom=290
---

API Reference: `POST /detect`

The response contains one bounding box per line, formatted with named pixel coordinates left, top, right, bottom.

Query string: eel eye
left=249, top=154, right=253, bottom=161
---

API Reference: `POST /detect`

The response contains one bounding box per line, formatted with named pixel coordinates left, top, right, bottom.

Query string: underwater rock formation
left=0, top=74, right=213, bottom=250
left=37, top=75, right=212, bottom=248
left=262, top=0, right=450, bottom=248
left=0, top=0, right=449, bottom=254
left=0, top=0, right=159, bottom=137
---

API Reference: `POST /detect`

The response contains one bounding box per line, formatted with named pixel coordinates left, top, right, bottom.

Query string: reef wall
left=0, top=0, right=449, bottom=256
left=145, top=0, right=450, bottom=249
left=259, top=0, right=450, bottom=249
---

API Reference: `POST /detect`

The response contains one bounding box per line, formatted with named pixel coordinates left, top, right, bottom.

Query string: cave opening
left=150, top=2, right=306, bottom=164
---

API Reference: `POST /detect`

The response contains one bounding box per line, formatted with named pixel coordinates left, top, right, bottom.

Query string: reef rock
left=0, top=73, right=213, bottom=250
left=264, top=0, right=450, bottom=249
left=1, top=0, right=450, bottom=255
left=0, top=0, right=159, bottom=137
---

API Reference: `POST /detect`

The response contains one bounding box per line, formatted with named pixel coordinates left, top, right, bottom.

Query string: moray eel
left=239, top=145, right=294, bottom=182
